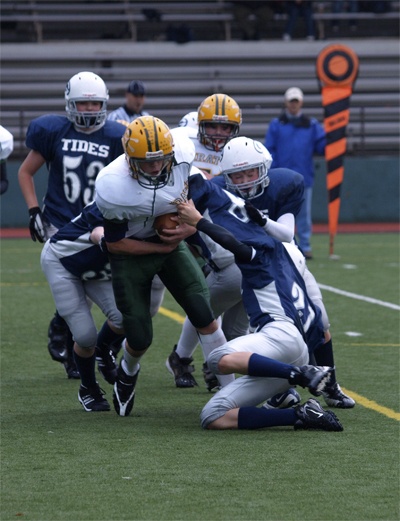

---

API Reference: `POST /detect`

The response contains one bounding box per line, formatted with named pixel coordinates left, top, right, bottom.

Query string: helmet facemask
left=198, top=121, right=239, bottom=152
left=224, top=163, right=270, bottom=200
left=128, top=153, right=175, bottom=189
left=66, top=100, right=108, bottom=130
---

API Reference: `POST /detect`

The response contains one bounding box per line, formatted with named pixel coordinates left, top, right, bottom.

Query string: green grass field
left=1, top=233, right=399, bottom=521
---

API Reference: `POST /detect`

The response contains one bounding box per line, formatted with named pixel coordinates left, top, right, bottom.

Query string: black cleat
left=96, top=347, right=118, bottom=385
left=288, top=365, right=333, bottom=396
left=113, top=363, right=140, bottom=417
left=78, top=383, right=110, bottom=412
left=64, top=358, right=80, bottom=379
left=47, top=316, right=69, bottom=363
left=322, top=382, right=356, bottom=408
left=202, top=362, right=219, bottom=392
left=294, top=398, right=343, bottom=431
left=166, top=346, right=198, bottom=388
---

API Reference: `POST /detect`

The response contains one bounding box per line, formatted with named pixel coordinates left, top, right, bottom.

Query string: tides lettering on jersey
left=61, top=139, right=110, bottom=158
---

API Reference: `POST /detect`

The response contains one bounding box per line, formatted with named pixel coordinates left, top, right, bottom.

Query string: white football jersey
left=190, top=136, right=223, bottom=177
left=95, top=154, right=190, bottom=239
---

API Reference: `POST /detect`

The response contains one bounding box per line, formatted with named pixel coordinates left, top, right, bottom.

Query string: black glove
left=244, top=201, right=267, bottom=228
left=28, top=207, right=46, bottom=243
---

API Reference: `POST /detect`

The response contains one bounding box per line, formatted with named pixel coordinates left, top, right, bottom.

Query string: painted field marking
left=318, top=283, right=400, bottom=310
left=341, top=388, right=400, bottom=421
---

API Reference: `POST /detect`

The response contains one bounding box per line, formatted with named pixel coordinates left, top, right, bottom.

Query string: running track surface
left=1, top=223, right=399, bottom=239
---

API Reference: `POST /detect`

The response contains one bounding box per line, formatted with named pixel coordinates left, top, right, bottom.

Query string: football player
left=41, top=201, right=125, bottom=411
left=165, top=95, right=246, bottom=391
left=18, top=71, right=127, bottom=378
left=94, top=116, right=227, bottom=417
left=216, top=136, right=355, bottom=409
left=175, top=185, right=343, bottom=432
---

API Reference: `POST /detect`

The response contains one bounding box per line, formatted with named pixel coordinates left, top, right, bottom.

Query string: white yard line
left=318, top=283, right=400, bottom=311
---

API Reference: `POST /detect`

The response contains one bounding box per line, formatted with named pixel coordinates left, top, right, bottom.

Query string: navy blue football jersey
left=49, top=201, right=110, bottom=280
left=26, top=115, right=126, bottom=229
left=189, top=174, right=324, bottom=353
left=212, top=167, right=304, bottom=220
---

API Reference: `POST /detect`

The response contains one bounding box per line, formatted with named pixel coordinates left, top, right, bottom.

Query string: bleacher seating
left=1, top=1, right=399, bottom=42
left=1, top=38, right=399, bottom=159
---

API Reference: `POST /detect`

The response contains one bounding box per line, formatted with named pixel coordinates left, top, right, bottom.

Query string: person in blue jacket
left=265, top=87, right=326, bottom=259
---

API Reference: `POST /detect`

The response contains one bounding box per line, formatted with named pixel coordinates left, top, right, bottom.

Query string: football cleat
left=288, top=365, right=333, bottom=396
left=78, top=383, right=110, bottom=412
left=262, top=388, right=301, bottom=409
left=321, top=382, right=356, bottom=408
left=202, top=362, right=220, bottom=392
left=63, top=358, right=80, bottom=379
left=113, top=363, right=140, bottom=417
left=96, top=347, right=118, bottom=385
left=166, top=346, right=198, bottom=388
left=47, top=315, right=69, bottom=363
left=294, top=398, right=343, bottom=431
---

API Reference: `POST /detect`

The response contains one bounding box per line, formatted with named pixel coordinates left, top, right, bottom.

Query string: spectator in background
left=282, top=0, right=316, bottom=40
left=331, top=1, right=359, bottom=33
left=264, top=87, right=326, bottom=260
left=230, top=1, right=275, bottom=40
left=0, top=125, right=14, bottom=195
left=107, top=80, right=149, bottom=125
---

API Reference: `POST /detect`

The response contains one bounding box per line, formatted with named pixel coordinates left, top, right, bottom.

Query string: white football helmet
left=178, top=111, right=198, bottom=130
left=220, top=136, right=272, bottom=199
left=177, top=111, right=198, bottom=139
left=65, top=71, right=109, bottom=130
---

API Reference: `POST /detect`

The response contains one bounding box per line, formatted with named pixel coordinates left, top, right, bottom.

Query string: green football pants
left=109, top=242, right=213, bottom=352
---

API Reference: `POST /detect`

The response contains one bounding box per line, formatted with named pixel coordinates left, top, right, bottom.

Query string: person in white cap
left=264, top=86, right=326, bottom=260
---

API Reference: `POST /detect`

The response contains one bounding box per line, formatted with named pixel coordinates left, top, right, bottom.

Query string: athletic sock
left=121, top=340, right=141, bottom=376
left=313, top=338, right=337, bottom=384
left=73, top=351, right=96, bottom=388
left=175, top=317, right=199, bottom=359
left=97, top=321, right=124, bottom=353
left=247, top=353, right=295, bottom=379
left=238, top=407, right=297, bottom=429
left=52, top=310, right=68, bottom=328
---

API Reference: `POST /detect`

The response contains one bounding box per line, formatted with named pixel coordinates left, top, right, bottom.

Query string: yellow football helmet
left=197, top=93, right=242, bottom=152
left=122, top=116, right=175, bottom=189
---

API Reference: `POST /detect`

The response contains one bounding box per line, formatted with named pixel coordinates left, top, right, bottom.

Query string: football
left=153, top=212, right=179, bottom=235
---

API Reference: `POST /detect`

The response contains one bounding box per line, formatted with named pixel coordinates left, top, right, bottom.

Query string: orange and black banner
left=316, top=44, right=359, bottom=256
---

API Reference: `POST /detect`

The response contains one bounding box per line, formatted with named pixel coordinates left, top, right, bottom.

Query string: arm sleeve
left=196, top=218, right=254, bottom=263
left=263, top=213, right=295, bottom=243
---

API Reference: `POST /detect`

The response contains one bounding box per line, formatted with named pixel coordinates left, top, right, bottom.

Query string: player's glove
left=28, top=206, right=46, bottom=243
left=244, top=201, right=267, bottom=228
